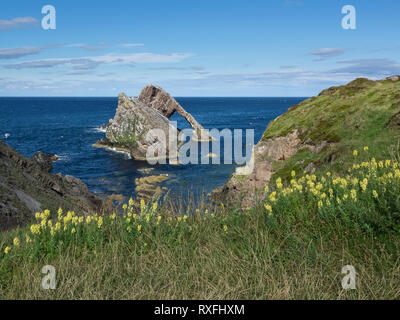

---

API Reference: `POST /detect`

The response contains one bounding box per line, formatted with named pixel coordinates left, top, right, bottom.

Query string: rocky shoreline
left=2, top=75, right=399, bottom=231
left=0, top=140, right=107, bottom=231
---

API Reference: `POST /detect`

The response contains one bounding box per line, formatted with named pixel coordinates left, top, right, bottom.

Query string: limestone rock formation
left=138, top=85, right=210, bottom=140
left=96, top=85, right=210, bottom=160
left=96, top=93, right=178, bottom=160
left=0, top=140, right=104, bottom=231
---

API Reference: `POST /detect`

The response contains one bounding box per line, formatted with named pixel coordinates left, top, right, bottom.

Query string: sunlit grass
left=1, top=148, right=400, bottom=299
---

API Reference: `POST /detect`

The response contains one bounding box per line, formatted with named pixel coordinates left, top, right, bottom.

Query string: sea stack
left=95, top=85, right=211, bottom=160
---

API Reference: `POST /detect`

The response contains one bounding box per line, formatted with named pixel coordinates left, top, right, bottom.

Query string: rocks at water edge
left=0, top=140, right=105, bottom=231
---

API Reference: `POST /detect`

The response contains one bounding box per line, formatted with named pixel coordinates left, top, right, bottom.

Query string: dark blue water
left=0, top=97, right=306, bottom=200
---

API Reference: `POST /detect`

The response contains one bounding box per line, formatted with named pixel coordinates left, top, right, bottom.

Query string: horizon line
left=0, top=95, right=310, bottom=98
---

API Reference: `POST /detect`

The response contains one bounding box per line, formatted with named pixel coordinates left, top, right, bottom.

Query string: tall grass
left=1, top=148, right=400, bottom=299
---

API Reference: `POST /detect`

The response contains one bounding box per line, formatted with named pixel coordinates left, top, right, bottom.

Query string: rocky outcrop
left=96, top=85, right=210, bottom=161
left=386, top=75, right=400, bottom=82
left=212, top=130, right=329, bottom=207
left=135, top=175, right=169, bottom=203
left=31, top=151, right=58, bottom=172
left=96, top=93, right=178, bottom=160
left=138, top=85, right=210, bottom=140
left=0, top=140, right=104, bottom=231
left=213, top=76, right=400, bottom=207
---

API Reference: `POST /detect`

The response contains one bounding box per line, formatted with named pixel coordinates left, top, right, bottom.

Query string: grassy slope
left=1, top=78, right=400, bottom=299
left=264, top=78, right=400, bottom=181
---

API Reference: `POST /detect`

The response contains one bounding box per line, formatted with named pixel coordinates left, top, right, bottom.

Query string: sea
left=0, top=97, right=306, bottom=201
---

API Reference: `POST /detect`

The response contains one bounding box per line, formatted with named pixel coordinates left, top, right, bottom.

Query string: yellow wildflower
left=13, top=237, right=20, bottom=247
left=30, top=224, right=41, bottom=235
left=350, top=189, right=357, bottom=201
left=4, top=247, right=11, bottom=254
left=353, top=150, right=358, bottom=157
left=57, top=207, right=63, bottom=218
left=364, top=146, right=369, bottom=151
left=137, top=224, right=142, bottom=232
left=223, top=225, right=228, bottom=232
left=71, top=228, right=76, bottom=234
left=140, top=199, right=146, bottom=214
left=97, top=217, right=103, bottom=228
left=372, top=190, right=378, bottom=198
left=25, top=234, right=32, bottom=243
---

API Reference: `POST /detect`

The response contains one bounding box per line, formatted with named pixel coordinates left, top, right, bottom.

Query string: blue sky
left=0, top=0, right=399, bottom=96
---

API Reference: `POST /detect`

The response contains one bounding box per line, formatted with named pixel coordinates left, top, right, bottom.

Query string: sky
left=0, top=0, right=399, bottom=97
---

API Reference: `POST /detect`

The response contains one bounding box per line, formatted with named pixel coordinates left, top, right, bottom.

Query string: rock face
left=387, top=75, right=400, bottom=82
left=213, top=76, right=400, bottom=207
left=97, top=93, right=178, bottom=160
left=96, top=85, right=210, bottom=160
left=31, top=151, right=58, bottom=172
left=0, top=140, right=104, bottom=231
left=213, top=130, right=329, bottom=207
left=138, top=85, right=210, bottom=140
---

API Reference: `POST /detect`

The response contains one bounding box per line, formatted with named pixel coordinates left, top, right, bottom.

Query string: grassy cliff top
left=262, top=77, right=400, bottom=179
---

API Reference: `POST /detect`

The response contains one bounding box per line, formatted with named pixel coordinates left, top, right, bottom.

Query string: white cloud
left=120, top=43, right=145, bottom=48
left=3, top=52, right=193, bottom=70
left=310, top=48, right=346, bottom=61
left=0, top=17, right=38, bottom=30
left=0, top=47, right=42, bottom=59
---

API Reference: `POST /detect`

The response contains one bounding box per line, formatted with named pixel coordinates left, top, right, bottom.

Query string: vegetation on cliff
left=263, top=77, right=400, bottom=181
left=1, top=147, right=400, bottom=299
left=1, top=77, right=400, bottom=299
left=214, top=77, right=400, bottom=207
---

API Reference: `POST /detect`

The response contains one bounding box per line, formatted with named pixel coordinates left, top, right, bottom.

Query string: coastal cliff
left=0, top=140, right=104, bottom=230
left=214, top=76, right=400, bottom=206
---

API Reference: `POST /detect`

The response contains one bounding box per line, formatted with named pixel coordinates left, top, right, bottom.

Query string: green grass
left=262, top=78, right=400, bottom=182
left=1, top=151, right=400, bottom=299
